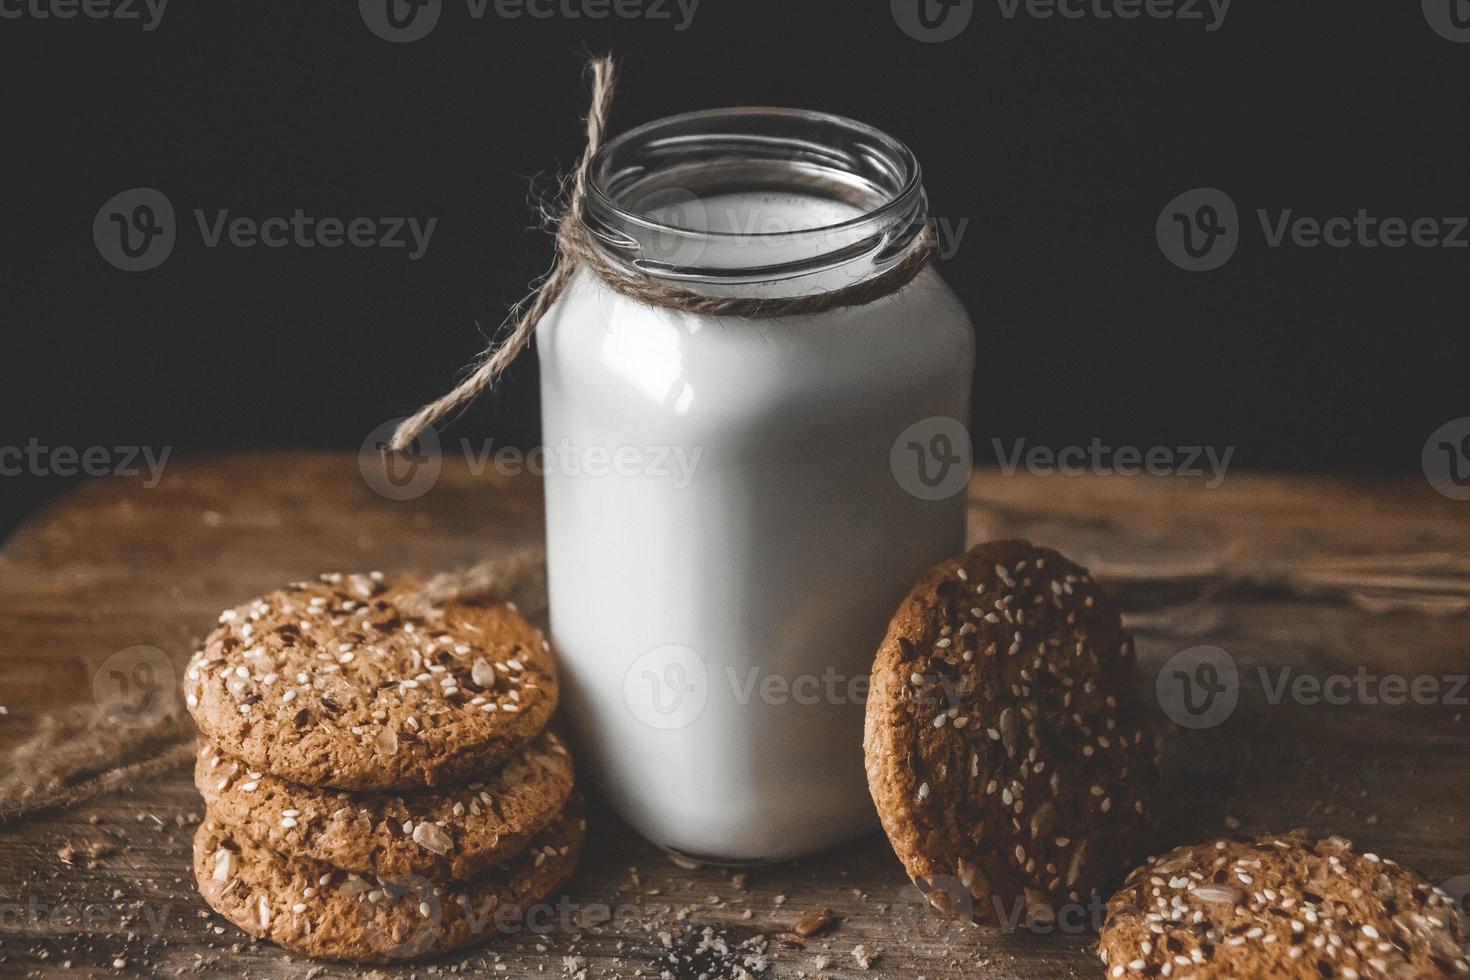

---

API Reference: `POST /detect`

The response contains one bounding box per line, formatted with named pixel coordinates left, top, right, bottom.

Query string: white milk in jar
left=539, top=108, right=974, bottom=861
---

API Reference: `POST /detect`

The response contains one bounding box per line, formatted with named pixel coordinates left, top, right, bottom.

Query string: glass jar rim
left=587, top=106, right=925, bottom=239
left=582, top=106, right=929, bottom=285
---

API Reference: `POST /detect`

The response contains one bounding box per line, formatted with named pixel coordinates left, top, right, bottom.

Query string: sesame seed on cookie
left=1100, top=831, right=1470, bottom=978
left=195, top=729, right=575, bottom=881
left=864, top=539, right=1158, bottom=925
left=194, top=797, right=586, bottom=963
left=184, top=572, right=559, bottom=791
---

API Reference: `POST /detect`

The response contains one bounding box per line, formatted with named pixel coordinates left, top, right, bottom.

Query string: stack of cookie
left=183, top=571, right=583, bottom=963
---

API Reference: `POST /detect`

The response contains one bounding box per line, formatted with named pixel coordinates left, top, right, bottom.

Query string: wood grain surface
left=0, top=454, right=1467, bottom=978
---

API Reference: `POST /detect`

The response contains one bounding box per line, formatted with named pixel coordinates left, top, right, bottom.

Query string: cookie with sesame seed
left=863, top=539, right=1157, bottom=925
left=194, top=796, right=585, bottom=963
left=1099, top=831, right=1470, bottom=978
left=184, top=572, right=559, bottom=791
left=194, top=728, right=575, bottom=881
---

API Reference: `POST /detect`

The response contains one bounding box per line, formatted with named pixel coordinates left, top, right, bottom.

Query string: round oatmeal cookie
left=194, top=797, right=586, bottom=963
left=1099, top=831, right=1470, bottom=978
left=185, top=572, right=559, bottom=791
left=195, top=729, right=575, bottom=880
left=864, top=539, right=1157, bottom=925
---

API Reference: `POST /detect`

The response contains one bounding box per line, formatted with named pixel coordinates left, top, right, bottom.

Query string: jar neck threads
left=583, top=107, right=930, bottom=296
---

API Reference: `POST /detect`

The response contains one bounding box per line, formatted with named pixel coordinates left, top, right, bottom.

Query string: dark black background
left=2, top=0, right=1466, bottom=538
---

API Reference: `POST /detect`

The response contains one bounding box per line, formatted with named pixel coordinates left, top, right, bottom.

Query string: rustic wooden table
left=1, top=454, right=1467, bottom=978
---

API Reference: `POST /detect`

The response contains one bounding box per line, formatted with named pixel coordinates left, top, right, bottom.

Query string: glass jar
left=538, top=107, right=974, bottom=861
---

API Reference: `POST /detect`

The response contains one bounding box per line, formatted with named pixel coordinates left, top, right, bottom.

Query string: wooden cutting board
left=1, top=454, right=1467, bottom=978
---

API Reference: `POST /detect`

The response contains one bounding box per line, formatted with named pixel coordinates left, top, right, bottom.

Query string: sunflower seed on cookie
left=1100, top=831, right=1470, bottom=978
left=195, top=729, right=575, bottom=880
left=184, top=572, right=559, bottom=791
left=864, top=540, right=1157, bottom=924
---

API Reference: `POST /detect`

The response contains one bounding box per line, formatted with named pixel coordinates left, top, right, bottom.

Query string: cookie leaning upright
left=864, top=539, right=1157, bottom=923
left=184, top=572, right=559, bottom=791
left=1099, top=831, right=1469, bottom=977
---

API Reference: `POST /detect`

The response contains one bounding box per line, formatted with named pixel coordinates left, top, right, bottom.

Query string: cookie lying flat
left=1100, top=831, right=1469, bottom=978
left=864, top=540, right=1157, bottom=924
left=195, top=729, right=575, bottom=880
left=185, top=572, right=559, bottom=791
left=195, top=798, right=586, bottom=963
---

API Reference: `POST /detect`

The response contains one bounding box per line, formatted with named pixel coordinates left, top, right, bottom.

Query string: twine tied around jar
left=389, top=56, right=937, bottom=452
